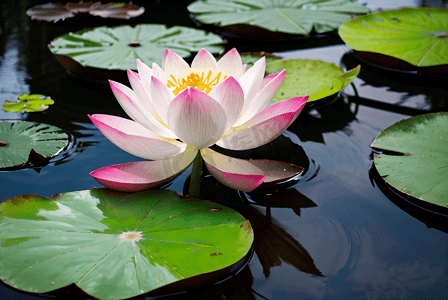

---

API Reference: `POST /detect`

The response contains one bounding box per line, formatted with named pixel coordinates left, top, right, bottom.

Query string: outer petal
left=191, top=48, right=217, bottom=71
left=238, top=57, right=265, bottom=112
left=90, top=147, right=197, bottom=192
left=150, top=76, right=175, bottom=126
left=127, top=69, right=156, bottom=116
left=89, top=114, right=186, bottom=160
left=217, top=48, right=243, bottom=80
left=162, top=49, right=190, bottom=77
left=201, top=148, right=266, bottom=192
left=235, top=69, right=286, bottom=126
left=217, top=96, right=308, bottom=150
left=208, top=76, right=244, bottom=131
left=109, top=80, right=176, bottom=138
left=167, top=88, right=227, bottom=149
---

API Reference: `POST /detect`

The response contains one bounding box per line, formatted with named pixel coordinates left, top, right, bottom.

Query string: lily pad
left=265, top=59, right=360, bottom=104
left=339, top=7, right=448, bottom=67
left=26, top=2, right=145, bottom=23
left=0, top=189, right=253, bottom=299
left=371, top=112, right=448, bottom=211
left=49, top=24, right=224, bottom=72
left=188, top=0, right=370, bottom=35
left=2, top=94, right=54, bottom=112
left=0, top=121, right=69, bottom=168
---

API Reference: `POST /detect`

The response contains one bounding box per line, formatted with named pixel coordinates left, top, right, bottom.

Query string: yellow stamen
left=167, top=69, right=228, bottom=96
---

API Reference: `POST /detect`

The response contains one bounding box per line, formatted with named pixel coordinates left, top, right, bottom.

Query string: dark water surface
left=1, top=0, right=447, bottom=299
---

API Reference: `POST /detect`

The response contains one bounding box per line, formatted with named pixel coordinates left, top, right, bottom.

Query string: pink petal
left=109, top=80, right=176, bottom=138
left=247, top=160, right=304, bottom=189
left=235, top=69, right=286, bottom=126
left=162, top=49, right=190, bottom=77
left=260, top=72, right=280, bottom=91
left=208, top=76, right=244, bottom=131
left=90, top=147, right=197, bottom=192
left=201, top=148, right=266, bottom=192
left=127, top=69, right=156, bottom=116
left=217, top=96, right=308, bottom=150
left=150, top=76, right=175, bottom=125
left=167, top=88, right=227, bottom=149
left=191, top=48, right=217, bottom=71
left=88, top=114, right=185, bottom=160
left=217, top=48, right=243, bottom=80
left=238, top=57, right=265, bottom=112
left=241, top=63, right=247, bottom=75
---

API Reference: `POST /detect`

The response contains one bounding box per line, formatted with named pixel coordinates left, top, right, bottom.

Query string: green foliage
left=0, top=121, right=68, bottom=168
left=265, top=59, right=360, bottom=104
left=372, top=113, right=448, bottom=208
left=188, top=0, right=370, bottom=35
left=2, top=94, right=54, bottom=112
left=339, top=7, right=448, bottom=67
left=0, top=189, right=253, bottom=299
left=49, top=24, right=225, bottom=70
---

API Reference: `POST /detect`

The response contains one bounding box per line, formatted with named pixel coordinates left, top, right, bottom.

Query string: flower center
left=119, top=231, right=142, bottom=242
left=167, top=68, right=228, bottom=96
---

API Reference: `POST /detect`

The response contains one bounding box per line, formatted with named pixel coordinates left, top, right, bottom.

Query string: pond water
left=1, top=0, right=447, bottom=299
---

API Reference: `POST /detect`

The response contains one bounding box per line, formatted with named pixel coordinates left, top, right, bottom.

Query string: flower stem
left=189, top=150, right=202, bottom=198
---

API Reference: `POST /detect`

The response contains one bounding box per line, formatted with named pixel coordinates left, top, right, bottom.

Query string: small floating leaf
left=2, top=94, right=54, bottom=112
left=49, top=24, right=224, bottom=71
left=188, top=0, right=370, bottom=35
left=371, top=112, right=448, bottom=210
left=0, top=189, right=253, bottom=299
left=339, top=7, right=448, bottom=67
left=0, top=121, right=68, bottom=168
left=265, top=59, right=360, bottom=104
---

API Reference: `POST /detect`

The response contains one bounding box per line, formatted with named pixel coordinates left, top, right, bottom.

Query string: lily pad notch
left=0, top=121, right=70, bottom=169
left=371, top=112, right=448, bottom=214
left=0, top=189, right=254, bottom=299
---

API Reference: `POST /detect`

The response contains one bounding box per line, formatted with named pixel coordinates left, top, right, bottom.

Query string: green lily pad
left=0, top=121, right=69, bottom=168
left=2, top=94, right=54, bottom=112
left=49, top=24, right=224, bottom=71
left=371, top=112, right=448, bottom=211
left=0, top=189, right=253, bottom=300
left=339, top=7, right=448, bottom=67
left=265, top=59, right=360, bottom=104
left=188, top=0, right=370, bottom=35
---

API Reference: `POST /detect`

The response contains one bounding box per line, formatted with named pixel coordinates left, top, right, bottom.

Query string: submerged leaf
left=2, top=94, right=54, bottom=112
left=265, top=59, right=360, bottom=104
left=49, top=24, right=224, bottom=71
left=339, top=7, right=448, bottom=67
left=371, top=112, right=448, bottom=210
left=188, top=0, right=370, bottom=35
left=0, top=189, right=253, bottom=299
left=0, top=121, right=68, bottom=168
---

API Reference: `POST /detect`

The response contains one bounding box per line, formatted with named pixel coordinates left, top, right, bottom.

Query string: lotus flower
left=89, top=48, right=307, bottom=193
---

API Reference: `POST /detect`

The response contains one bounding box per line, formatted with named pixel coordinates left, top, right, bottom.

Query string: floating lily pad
left=188, top=0, right=370, bottom=36
left=0, top=189, right=253, bottom=299
left=0, top=121, right=68, bottom=168
left=371, top=113, right=448, bottom=212
left=2, top=94, right=54, bottom=112
left=339, top=7, right=448, bottom=68
left=265, top=59, right=360, bottom=104
left=26, top=2, right=145, bottom=23
left=48, top=24, right=224, bottom=78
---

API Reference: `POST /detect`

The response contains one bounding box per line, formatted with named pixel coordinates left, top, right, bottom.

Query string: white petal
left=238, top=57, right=265, bottom=112
left=162, top=49, right=190, bottom=77
left=208, top=76, right=244, bottom=131
left=150, top=76, right=175, bottom=125
left=127, top=69, right=156, bottom=116
left=109, top=80, right=176, bottom=138
left=191, top=48, right=217, bottom=71
left=167, top=88, right=227, bottom=149
left=152, top=62, right=170, bottom=85
left=217, top=48, right=243, bottom=80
